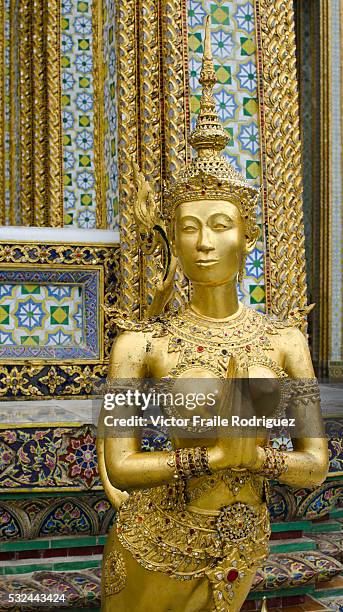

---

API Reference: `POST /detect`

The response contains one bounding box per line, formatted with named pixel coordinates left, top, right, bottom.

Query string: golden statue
left=97, top=17, right=329, bottom=612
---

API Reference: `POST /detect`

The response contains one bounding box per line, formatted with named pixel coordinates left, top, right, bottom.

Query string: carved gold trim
left=9, top=0, right=18, bottom=225
left=255, top=0, right=308, bottom=323
left=116, top=0, right=189, bottom=316
left=19, top=0, right=34, bottom=225
left=32, top=0, right=47, bottom=226
left=161, top=0, right=189, bottom=175
left=138, top=0, right=161, bottom=313
left=93, top=0, right=106, bottom=228
left=160, top=0, right=189, bottom=309
left=46, top=0, right=63, bottom=226
left=116, top=0, right=140, bottom=316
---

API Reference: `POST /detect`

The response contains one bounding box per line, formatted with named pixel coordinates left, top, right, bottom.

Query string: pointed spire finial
left=204, top=14, right=213, bottom=61
left=261, top=596, right=268, bottom=612
left=189, top=15, right=230, bottom=156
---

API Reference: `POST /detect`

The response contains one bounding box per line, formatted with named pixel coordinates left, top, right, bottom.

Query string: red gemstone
left=246, top=345, right=251, bottom=352
left=197, top=346, right=204, bottom=352
left=227, top=569, right=239, bottom=582
left=189, top=529, right=195, bottom=535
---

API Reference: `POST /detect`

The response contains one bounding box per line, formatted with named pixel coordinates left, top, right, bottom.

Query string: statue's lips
left=195, top=259, right=219, bottom=267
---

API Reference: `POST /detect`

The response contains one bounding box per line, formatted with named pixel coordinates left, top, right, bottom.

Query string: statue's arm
left=102, top=331, right=225, bottom=490
left=257, top=327, right=329, bottom=488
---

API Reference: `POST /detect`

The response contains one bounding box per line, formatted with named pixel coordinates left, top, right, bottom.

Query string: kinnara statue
left=97, top=18, right=329, bottom=612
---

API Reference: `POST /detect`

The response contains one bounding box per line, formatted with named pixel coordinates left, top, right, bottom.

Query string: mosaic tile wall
left=61, top=0, right=97, bottom=228
left=103, top=0, right=119, bottom=229
left=0, top=269, right=101, bottom=360
left=188, top=0, right=265, bottom=311
left=60, top=0, right=118, bottom=229
left=330, top=0, right=343, bottom=363
left=0, top=417, right=341, bottom=491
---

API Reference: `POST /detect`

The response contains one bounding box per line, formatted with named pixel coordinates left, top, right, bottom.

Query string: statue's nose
left=197, top=228, right=215, bottom=251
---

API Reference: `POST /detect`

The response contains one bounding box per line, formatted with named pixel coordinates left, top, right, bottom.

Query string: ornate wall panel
left=0, top=268, right=102, bottom=360
left=0, top=494, right=115, bottom=539
left=1, top=416, right=341, bottom=493
left=254, top=0, right=307, bottom=320
left=0, top=240, right=119, bottom=398
left=0, top=0, right=63, bottom=226
left=116, top=0, right=307, bottom=319
left=296, top=0, right=343, bottom=376
left=116, top=0, right=189, bottom=317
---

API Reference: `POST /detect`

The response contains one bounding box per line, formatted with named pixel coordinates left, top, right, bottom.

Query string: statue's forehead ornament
left=163, top=16, right=260, bottom=235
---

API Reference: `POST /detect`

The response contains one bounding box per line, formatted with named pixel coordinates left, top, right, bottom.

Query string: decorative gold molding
left=46, top=0, right=63, bottom=226
left=16, top=0, right=63, bottom=227
left=161, top=0, right=190, bottom=175
left=160, top=0, right=189, bottom=309
left=115, top=0, right=189, bottom=317
left=9, top=0, right=18, bottom=225
left=93, top=0, right=106, bottom=228
left=19, top=0, right=33, bottom=225
left=116, top=0, right=140, bottom=316
left=138, top=0, right=161, bottom=313
left=32, top=0, right=47, bottom=226
left=255, top=0, right=308, bottom=323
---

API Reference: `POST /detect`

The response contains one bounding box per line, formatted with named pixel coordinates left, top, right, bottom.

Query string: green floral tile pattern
left=61, top=0, right=97, bottom=228
left=103, top=0, right=119, bottom=229
left=188, top=0, right=265, bottom=311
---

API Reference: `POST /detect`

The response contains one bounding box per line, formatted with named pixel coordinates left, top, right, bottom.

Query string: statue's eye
left=213, top=222, right=230, bottom=230
left=182, top=224, right=198, bottom=232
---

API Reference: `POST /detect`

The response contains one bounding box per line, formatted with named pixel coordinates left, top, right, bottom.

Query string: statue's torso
left=117, top=304, right=293, bottom=511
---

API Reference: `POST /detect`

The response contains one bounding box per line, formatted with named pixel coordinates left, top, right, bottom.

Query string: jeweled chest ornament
left=163, top=304, right=282, bottom=378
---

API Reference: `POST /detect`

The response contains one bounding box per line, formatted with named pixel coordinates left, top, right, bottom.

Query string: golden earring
left=238, top=254, right=247, bottom=283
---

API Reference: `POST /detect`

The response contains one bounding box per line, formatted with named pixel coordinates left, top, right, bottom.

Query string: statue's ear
left=245, top=225, right=259, bottom=254
left=167, top=221, right=177, bottom=257
left=170, top=238, right=177, bottom=257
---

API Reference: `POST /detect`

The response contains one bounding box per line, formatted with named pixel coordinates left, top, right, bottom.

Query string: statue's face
left=174, top=199, right=246, bottom=286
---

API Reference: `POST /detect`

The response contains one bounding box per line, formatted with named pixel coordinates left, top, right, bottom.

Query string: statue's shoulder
left=113, top=309, right=169, bottom=337
left=247, top=305, right=310, bottom=333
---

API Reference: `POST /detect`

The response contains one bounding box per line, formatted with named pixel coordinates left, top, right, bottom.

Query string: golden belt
left=116, top=485, right=270, bottom=579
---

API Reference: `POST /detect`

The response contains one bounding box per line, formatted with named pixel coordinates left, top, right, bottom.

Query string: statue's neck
left=190, top=280, right=239, bottom=319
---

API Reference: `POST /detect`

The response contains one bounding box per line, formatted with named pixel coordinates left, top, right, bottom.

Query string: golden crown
left=164, top=16, right=259, bottom=236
